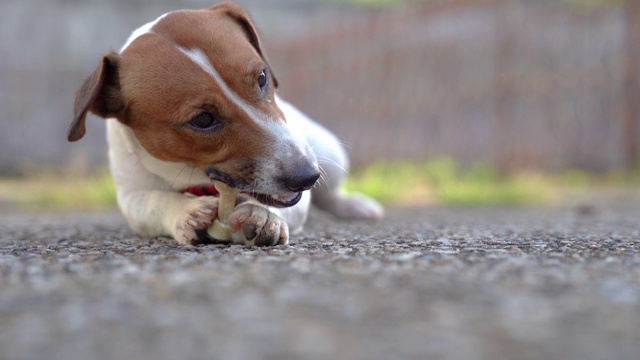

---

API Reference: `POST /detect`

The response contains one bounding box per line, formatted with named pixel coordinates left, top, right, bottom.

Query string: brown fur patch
left=73, top=3, right=286, bottom=179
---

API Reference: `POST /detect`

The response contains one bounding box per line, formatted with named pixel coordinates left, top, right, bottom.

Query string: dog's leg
left=117, top=190, right=219, bottom=245
left=277, top=97, right=384, bottom=220
left=108, top=121, right=219, bottom=244
left=224, top=191, right=311, bottom=246
left=226, top=202, right=289, bottom=246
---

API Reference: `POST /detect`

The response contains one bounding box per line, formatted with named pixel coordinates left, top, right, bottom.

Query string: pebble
left=0, top=204, right=639, bottom=360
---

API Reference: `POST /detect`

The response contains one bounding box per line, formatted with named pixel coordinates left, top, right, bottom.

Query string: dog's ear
left=211, top=2, right=279, bottom=88
left=68, top=52, right=125, bottom=142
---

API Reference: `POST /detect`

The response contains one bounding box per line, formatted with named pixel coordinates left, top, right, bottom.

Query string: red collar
left=182, top=184, right=219, bottom=197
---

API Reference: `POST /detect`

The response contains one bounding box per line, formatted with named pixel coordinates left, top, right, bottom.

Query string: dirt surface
left=1, top=202, right=639, bottom=360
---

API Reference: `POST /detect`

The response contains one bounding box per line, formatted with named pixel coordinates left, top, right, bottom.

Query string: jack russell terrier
left=68, top=1, right=383, bottom=246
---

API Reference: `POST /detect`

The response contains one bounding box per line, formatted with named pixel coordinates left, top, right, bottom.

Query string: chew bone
left=207, top=181, right=236, bottom=241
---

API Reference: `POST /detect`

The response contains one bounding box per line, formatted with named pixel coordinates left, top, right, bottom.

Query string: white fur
left=107, top=15, right=383, bottom=246
left=120, top=13, right=168, bottom=52
left=107, top=104, right=316, bottom=242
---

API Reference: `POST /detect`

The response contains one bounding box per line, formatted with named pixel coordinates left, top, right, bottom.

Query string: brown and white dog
left=68, top=2, right=383, bottom=246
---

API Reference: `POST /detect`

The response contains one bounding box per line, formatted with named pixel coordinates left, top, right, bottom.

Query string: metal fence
left=1, top=0, right=638, bottom=173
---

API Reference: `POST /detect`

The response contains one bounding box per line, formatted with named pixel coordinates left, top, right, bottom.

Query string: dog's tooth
left=188, top=220, right=199, bottom=227
left=201, top=208, right=213, bottom=214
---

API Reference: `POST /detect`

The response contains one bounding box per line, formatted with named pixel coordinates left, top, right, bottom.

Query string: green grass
left=0, top=170, right=116, bottom=209
left=1, top=158, right=639, bottom=209
left=564, top=0, right=625, bottom=8
left=346, top=158, right=640, bottom=206
left=345, top=157, right=556, bottom=206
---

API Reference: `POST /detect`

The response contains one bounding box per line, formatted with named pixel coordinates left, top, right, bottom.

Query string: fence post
left=495, top=1, right=518, bottom=173
left=624, top=0, right=640, bottom=169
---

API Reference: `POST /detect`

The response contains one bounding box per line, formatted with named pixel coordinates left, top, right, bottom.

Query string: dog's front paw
left=172, top=196, right=219, bottom=245
left=227, top=203, right=288, bottom=247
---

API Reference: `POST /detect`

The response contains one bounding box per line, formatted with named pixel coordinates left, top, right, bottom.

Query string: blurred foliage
left=0, top=157, right=639, bottom=209
left=345, top=157, right=640, bottom=206
left=604, top=160, right=640, bottom=185
left=345, top=157, right=556, bottom=205
left=563, top=0, right=625, bottom=7
left=0, top=170, right=116, bottom=209
left=329, top=0, right=626, bottom=8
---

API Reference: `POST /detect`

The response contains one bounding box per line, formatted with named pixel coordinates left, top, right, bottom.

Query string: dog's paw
left=227, top=203, right=288, bottom=247
left=331, top=193, right=384, bottom=220
left=172, top=196, right=219, bottom=245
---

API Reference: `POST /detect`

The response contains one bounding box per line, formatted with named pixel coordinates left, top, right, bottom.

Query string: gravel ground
left=1, top=200, right=639, bottom=360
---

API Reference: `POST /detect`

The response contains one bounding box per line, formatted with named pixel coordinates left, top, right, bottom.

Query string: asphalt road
left=1, top=200, right=639, bottom=360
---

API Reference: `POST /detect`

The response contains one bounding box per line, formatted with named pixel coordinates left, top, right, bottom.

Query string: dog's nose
left=281, top=168, right=321, bottom=193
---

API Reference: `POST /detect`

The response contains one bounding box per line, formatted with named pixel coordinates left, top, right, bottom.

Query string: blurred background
left=1, top=0, right=639, bottom=208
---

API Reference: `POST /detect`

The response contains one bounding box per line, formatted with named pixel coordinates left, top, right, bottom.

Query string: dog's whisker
left=133, top=152, right=149, bottom=169
left=320, top=167, right=331, bottom=188
left=169, top=165, right=191, bottom=188
left=338, top=141, right=353, bottom=151
left=310, top=139, right=352, bottom=152
left=315, top=155, right=349, bottom=176
left=189, top=167, right=196, bottom=184
left=312, top=174, right=324, bottom=191
left=314, top=166, right=331, bottom=190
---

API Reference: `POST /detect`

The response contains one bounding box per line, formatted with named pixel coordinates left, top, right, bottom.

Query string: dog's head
left=68, top=2, right=319, bottom=207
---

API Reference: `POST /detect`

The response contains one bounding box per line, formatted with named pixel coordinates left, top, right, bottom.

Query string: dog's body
left=69, top=2, right=383, bottom=246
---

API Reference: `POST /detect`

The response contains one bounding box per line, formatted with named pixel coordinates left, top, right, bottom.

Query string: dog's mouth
left=249, top=191, right=303, bottom=208
left=182, top=184, right=302, bottom=208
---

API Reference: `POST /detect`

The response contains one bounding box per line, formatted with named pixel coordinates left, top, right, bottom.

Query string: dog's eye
left=188, top=113, right=220, bottom=131
left=257, top=70, right=268, bottom=92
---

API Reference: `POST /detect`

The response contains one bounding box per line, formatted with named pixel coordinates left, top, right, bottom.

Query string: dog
left=67, top=1, right=383, bottom=246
